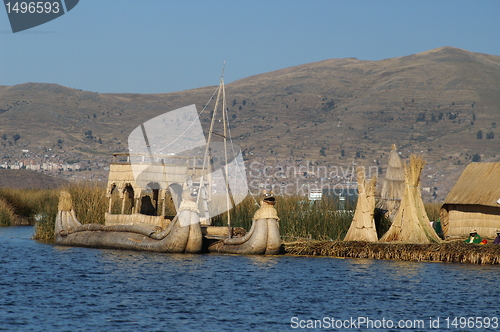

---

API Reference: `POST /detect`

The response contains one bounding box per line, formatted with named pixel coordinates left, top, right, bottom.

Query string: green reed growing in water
left=0, top=197, right=17, bottom=226
left=212, top=194, right=356, bottom=241
left=33, top=182, right=108, bottom=241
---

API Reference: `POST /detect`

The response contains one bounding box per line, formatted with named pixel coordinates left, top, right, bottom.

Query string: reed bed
left=284, top=240, right=500, bottom=264
left=2, top=181, right=444, bottom=245
left=212, top=195, right=355, bottom=241
left=0, top=197, right=18, bottom=226
left=425, top=202, right=442, bottom=222
left=210, top=195, right=259, bottom=231
left=0, top=187, right=48, bottom=225
left=66, top=182, right=108, bottom=224
left=33, top=182, right=108, bottom=240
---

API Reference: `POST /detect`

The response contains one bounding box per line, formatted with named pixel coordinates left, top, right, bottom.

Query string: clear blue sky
left=1, top=0, right=499, bottom=94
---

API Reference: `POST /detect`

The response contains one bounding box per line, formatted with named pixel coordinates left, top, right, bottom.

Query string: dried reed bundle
left=344, top=167, right=378, bottom=242
left=378, top=144, right=404, bottom=220
left=380, top=155, right=441, bottom=243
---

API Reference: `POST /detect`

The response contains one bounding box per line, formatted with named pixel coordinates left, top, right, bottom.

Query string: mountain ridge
left=1, top=46, right=500, bottom=199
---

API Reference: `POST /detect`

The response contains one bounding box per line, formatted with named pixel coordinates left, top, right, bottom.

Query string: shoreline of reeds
left=283, top=240, right=500, bottom=264
left=0, top=182, right=108, bottom=240
left=3, top=183, right=499, bottom=265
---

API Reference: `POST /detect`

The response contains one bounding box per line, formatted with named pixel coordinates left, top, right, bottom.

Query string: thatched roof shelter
left=344, top=166, right=378, bottom=242
left=441, top=162, right=500, bottom=239
left=380, top=155, right=441, bottom=243
left=378, top=144, right=404, bottom=220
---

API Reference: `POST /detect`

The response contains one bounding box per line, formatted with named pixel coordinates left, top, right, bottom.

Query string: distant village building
left=308, top=189, right=322, bottom=201
left=26, top=164, right=41, bottom=171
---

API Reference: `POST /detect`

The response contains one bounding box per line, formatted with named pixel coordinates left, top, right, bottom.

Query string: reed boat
left=206, top=191, right=282, bottom=255
left=55, top=69, right=282, bottom=255
left=55, top=190, right=202, bottom=253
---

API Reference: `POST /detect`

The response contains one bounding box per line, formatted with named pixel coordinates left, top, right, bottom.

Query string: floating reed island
left=283, top=240, right=500, bottom=265
left=282, top=153, right=500, bottom=265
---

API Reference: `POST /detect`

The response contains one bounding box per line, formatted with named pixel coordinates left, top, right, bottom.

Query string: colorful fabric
left=493, top=235, right=500, bottom=244
left=465, top=234, right=482, bottom=244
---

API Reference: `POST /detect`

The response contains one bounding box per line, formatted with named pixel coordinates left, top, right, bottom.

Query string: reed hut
left=380, top=155, right=441, bottom=243
left=441, top=162, right=500, bottom=239
left=344, top=166, right=378, bottom=242
left=378, top=144, right=405, bottom=220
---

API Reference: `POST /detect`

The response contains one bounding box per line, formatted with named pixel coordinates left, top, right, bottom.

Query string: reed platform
left=284, top=240, right=500, bottom=264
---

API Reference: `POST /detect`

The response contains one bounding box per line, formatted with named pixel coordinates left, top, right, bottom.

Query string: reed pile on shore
left=343, top=166, right=377, bottom=242
left=284, top=240, right=500, bottom=264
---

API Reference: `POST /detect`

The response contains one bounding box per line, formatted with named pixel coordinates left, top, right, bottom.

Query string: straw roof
left=378, top=144, right=405, bottom=220
left=444, top=162, right=500, bottom=207
left=344, top=166, right=378, bottom=242
left=380, top=155, right=441, bottom=243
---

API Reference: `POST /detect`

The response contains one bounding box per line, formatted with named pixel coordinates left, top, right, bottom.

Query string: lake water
left=1, top=226, right=499, bottom=332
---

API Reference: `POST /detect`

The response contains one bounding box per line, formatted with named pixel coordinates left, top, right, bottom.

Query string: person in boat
left=464, top=229, right=482, bottom=244
left=493, top=230, right=500, bottom=244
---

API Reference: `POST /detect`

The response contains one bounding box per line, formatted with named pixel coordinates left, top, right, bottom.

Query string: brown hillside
left=1, top=46, right=500, bottom=199
left=0, top=169, right=68, bottom=189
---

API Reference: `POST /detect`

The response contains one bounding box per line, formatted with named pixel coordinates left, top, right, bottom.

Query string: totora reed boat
left=55, top=69, right=282, bottom=255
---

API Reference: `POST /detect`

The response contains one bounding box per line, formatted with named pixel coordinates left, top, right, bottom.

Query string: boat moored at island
left=54, top=71, right=283, bottom=255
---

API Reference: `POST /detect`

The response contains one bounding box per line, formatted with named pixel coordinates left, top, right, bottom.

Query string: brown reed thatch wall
left=442, top=162, right=500, bottom=239
left=442, top=205, right=500, bottom=239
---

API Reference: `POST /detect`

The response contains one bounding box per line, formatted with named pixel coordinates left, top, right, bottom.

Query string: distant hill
left=0, top=169, right=68, bottom=189
left=1, top=46, right=500, bottom=199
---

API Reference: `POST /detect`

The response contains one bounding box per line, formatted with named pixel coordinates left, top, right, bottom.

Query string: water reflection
left=243, top=255, right=280, bottom=268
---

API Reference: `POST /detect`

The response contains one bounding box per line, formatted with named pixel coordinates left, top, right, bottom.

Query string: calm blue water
left=1, top=226, right=499, bottom=332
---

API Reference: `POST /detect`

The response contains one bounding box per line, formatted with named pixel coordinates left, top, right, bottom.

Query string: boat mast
left=198, top=82, right=222, bottom=206
left=199, top=63, right=233, bottom=234
left=221, top=69, right=232, bottom=233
